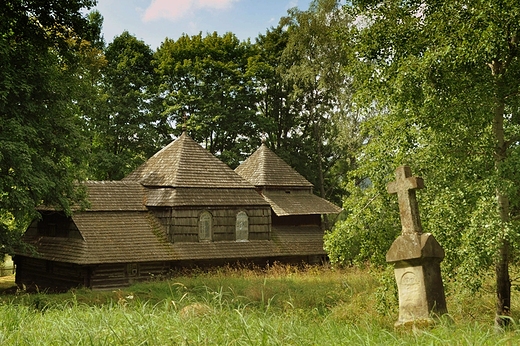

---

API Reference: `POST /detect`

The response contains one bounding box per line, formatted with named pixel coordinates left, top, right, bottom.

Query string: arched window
left=236, top=211, right=249, bottom=242
left=199, top=211, right=212, bottom=242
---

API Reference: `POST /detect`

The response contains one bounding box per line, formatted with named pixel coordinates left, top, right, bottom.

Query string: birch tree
left=326, top=0, right=520, bottom=326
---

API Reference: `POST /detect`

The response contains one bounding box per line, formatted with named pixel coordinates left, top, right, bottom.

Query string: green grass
left=0, top=264, right=520, bottom=345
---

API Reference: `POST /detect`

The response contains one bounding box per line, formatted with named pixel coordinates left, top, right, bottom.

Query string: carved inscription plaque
left=395, top=266, right=429, bottom=322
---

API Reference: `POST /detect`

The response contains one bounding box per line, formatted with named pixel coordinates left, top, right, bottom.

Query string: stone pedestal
left=386, top=233, right=447, bottom=327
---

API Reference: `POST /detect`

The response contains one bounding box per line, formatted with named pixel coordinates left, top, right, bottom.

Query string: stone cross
left=387, top=165, right=424, bottom=235
left=386, top=165, right=447, bottom=328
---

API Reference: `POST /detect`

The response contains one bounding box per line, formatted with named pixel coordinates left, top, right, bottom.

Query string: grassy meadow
left=0, top=264, right=519, bottom=345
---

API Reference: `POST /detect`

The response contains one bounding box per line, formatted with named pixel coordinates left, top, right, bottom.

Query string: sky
left=93, top=0, right=314, bottom=50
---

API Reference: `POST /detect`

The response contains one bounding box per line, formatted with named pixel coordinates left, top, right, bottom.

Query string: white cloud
left=142, top=0, right=238, bottom=22
left=198, top=0, right=236, bottom=8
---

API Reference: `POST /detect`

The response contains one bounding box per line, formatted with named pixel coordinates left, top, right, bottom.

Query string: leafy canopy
left=0, top=0, right=96, bottom=254
left=325, top=0, right=520, bottom=292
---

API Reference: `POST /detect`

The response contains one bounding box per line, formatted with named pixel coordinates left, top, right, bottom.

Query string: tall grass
left=0, top=264, right=519, bottom=345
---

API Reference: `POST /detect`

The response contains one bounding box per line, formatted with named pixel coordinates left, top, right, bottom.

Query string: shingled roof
left=235, top=143, right=313, bottom=188
left=20, top=134, right=333, bottom=268
left=23, top=211, right=174, bottom=265
left=263, top=191, right=342, bottom=216
left=83, top=181, right=147, bottom=211
left=236, top=144, right=341, bottom=216
left=22, top=223, right=325, bottom=265
left=124, top=132, right=253, bottom=189
left=145, top=188, right=268, bottom=207
left=24, top=181, right=174, bottom=264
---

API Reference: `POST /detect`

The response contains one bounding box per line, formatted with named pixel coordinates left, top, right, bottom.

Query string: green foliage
left=325, top=185, right=399, bottom=266
left=84, top=10, right=105, bottom=49
left=0, top=0, right=95, bottom=255
left=155, top=32, right=261, bottom=168
left=271, top=0, right=356, bottom=203
left=86, top=31, right=170, bottom=180
left=325, top=1, right=520, bottom=306
left=252, top=25, right=294, bottom=149
left=2, top=266, right=520, bottom=344
left=371, top=265, right=399, bottom=316
left=150, top=2, right=359, bottom=202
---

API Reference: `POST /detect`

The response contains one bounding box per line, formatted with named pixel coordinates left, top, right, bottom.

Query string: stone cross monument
left=386, top=165, right=447, bottom=327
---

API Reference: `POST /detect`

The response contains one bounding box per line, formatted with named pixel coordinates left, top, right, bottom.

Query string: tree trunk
left=495, top=235, right=511, bottom=327
left=492, top=91, right=511, bottom=328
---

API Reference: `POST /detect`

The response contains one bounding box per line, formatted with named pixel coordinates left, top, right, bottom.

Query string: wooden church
left=14, top=133, right=341, bottom=290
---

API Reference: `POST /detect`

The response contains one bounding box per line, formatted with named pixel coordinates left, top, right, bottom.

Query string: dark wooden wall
left=14, top=256, right=172, bottom=291
left=150, top=206, right=271, bottom=243
left=272, top=214, right=321, bottom=226
left=25, top=211, right=82, bottom=239
left=14, top=256, right=88, bottom=290
left=89, top=261, right=170, bottom=290
left=14, top=254, right=327, bottom=291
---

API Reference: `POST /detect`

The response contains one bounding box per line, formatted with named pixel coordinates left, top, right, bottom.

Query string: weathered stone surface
left=393, top=260, right=447, bottom=326
left=394, top=265, right=429, bottom=322
left=386, top=233, right=445, bottom=263
left=386, top=165, right=447, bottom=327
left=387, top=166, right=424, bottom=235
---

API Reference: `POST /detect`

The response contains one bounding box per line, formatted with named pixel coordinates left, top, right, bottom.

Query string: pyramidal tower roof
left=235, top=143, right=313, bottom=188
left=124, top=132, right=253, bottom=188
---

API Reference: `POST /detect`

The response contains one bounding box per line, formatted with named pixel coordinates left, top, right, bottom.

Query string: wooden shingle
left=84, top=181, right=147, bottom=211
left=271, top=225, right=327, bottom=255
left=125, top=132, right=254, bottom=189
left=236, top=144, right=341, bottom=216
left=73, top=212, right=174, bottom=264
left=235, top=143, right=313, bottom=188
left=20, top=235, right=87, bottom=263
left=263, top=191, right=342, bottom=216
left=23, top=211, right=175, bottom=265
left=22, top=214, right=325, bottom=264
left=145, top=188, right=269, bottom=207
left=17, top=132, right=332, bottom=290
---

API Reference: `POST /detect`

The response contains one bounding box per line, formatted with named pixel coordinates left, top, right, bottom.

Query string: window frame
left=198, top=210, right=213, bottom=242
left=235, top=211, right=249, bottom=242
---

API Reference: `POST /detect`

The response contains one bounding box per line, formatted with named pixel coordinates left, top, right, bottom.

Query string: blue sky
left=93, top=0, right=313, bottom=50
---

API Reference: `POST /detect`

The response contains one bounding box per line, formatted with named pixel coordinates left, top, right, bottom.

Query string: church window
left=236, top=211, right=249, bottom=242
left=199, top=211, right=213, bottom=242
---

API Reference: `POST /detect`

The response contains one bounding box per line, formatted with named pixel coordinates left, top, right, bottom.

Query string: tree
left=252, top=25, right=296, bottom=152
left=86, top=31, right=168, bottom=180
left=84, top=9, right=105, bottom=50
left=326, top=0, right=520, bottom=326
left=0, top=0, right=96, bottom=255
left=276, top=0, right=355, bottom=204
left=155, top=32, right=260, bottom=168
left=71, top=11, right=108, bottom=177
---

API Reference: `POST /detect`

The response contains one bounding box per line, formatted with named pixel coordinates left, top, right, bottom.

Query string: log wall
left=272, top=214, right=321, bottom=226
left=89, top=261, right=170, bottom=290
left=14, top=256, right=88, bottom=290
left=14, top=256, right=172, bottom=291
left=150, top=206, right=271, bottom=243
left=14, top=254, right=326, bottom=291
